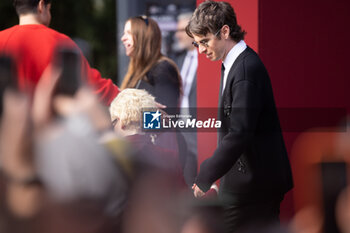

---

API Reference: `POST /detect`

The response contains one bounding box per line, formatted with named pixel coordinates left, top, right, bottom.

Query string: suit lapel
left=218, top=65, right=225, bottom=126
left=218, top=47, right=251, bottom=124
left=222, top=47, right=251, bottom=97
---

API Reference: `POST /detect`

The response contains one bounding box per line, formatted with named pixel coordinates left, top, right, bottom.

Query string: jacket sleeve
left=56, top=34, right=120, bottom=106
left=81, top=56, right=119, bottom=105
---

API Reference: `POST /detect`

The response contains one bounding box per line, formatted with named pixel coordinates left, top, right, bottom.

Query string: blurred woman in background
left=121, top=15, right=181, bottom=115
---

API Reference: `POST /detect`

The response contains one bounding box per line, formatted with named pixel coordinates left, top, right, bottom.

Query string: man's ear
left=222, top=25, right=230, bottom=40
left=37, top=0, right=45, bottom=13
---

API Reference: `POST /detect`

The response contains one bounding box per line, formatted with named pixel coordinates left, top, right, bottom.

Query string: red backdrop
left=196, top=0, right=350, bottom=221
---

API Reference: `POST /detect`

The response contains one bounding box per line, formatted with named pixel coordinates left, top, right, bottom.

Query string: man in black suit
left=186, top=1, right=293, bottom=231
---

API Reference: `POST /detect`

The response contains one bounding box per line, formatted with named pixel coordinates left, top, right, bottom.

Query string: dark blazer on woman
left=136, top=59, right=180, bottom=115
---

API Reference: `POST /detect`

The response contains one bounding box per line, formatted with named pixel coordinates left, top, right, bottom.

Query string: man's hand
left=192, top=184, right=205, bottom=198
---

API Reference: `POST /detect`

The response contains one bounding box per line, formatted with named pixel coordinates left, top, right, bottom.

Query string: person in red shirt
left=0, top=0, right=119, bottom=105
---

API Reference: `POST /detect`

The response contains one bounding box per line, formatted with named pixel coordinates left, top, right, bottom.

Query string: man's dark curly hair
left=13, top=0, right=51, bottom=15
left=186, top=0, right=246, bottom=42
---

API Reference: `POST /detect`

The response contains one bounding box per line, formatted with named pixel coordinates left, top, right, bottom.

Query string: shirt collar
left=223, top=40, right=247, bottom=70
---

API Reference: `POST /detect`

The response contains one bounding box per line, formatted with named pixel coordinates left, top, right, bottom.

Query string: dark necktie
left=219, top=63, right=225, bottom=97
left=218, top=63, right=225, bottom=114
left=217, top=63, right=225, bottom=144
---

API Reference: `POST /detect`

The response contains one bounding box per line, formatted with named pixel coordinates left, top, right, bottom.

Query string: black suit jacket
left=196, top=47, right=293, bottom=204
left=136, top=59, right=180, bottom=116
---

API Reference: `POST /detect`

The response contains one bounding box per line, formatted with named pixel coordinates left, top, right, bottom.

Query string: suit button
left=238, top=160, right=246, bottom=173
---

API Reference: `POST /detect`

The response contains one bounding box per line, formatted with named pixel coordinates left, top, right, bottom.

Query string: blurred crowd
left=1, top=50, right=350, bottom=233
left=0, top=55, right=220, bottom=232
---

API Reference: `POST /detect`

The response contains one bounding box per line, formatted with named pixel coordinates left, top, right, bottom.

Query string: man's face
left=192, top=32, right=225, bottom=61
left=175, top=19, right=193, bottom=51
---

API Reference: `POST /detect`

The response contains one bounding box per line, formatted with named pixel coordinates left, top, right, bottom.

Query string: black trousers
left=223, top=196, right=283, bottom=233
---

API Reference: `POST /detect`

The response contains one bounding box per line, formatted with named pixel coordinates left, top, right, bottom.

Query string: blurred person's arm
left=55, top=36, right=120, bottom=106
left=71, top=37, right=119, bottom=105
left=82, top=60, right=120, bottom=106
left=33, top=60, right=113, bottom=133
left=0, top=90, right=34, bottom=181
left=0, top=89, right=43, bottom=218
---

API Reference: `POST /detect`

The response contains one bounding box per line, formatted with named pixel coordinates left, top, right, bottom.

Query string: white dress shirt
left=180, top=49, right=198, bottom=108
left=222, top=40, right=247, bottom=94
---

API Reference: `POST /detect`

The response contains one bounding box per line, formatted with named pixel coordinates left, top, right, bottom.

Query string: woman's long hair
left=121, top=16, right=181, bottom=90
